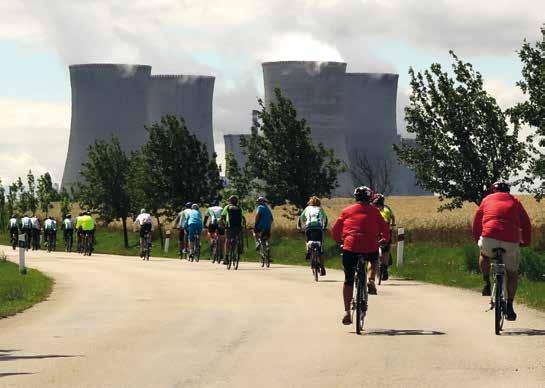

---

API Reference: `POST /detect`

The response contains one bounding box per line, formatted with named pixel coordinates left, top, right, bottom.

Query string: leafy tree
left=16, top=177, right=28, bottom=214
left=223, top=152, right=254, bottom=212
left=240, top=88, right=344, bottom=210
left=37, top=172, right=59, bottom=216
left=140, top=115, right=222, bottom=220
left=394, top=51, right=526, bottom=210
left=509, top=26, right=545, bottom=198
left=0, top=178, right=5, bottom=230
left=79, top=137, right=132, bottom=248
left=7, top=182, right=18, bottom=216
left=26, top=170, right=38, bottom=214
left=59, top=188, right=72, bottom=218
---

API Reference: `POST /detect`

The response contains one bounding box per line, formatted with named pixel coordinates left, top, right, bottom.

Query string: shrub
left=520, top=248, right=545, bottom=282
left=463, top=244, right=480, bottom=273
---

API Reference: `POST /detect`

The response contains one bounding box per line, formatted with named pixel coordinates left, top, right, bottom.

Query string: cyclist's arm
left=254, top=209, right=261, bottom=230
left=298, top=209, right=306, bottom=230
left=331, top=212, right=345, bottom=244
left=472, top=206, right=484, bottom=242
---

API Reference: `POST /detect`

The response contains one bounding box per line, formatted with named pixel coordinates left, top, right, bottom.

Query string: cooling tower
left=262, top=61, right=353, bottom=196
left=61, top=64, right=152, bottom=188
left=147, top=75, right=216, bottom=156
left=224, top=134, right=249, bottom=168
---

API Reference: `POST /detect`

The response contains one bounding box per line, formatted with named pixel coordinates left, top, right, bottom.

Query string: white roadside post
left=396, top=227, right=405, bottom=267
left=18, top=234, right=27, bottom=275
left=164, top=230, right=170, bottom=253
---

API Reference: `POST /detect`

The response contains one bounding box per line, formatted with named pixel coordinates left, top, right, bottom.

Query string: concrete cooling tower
left=62, top=64, right=152, bottom=188
left=224, top=134, right=249, bottom=168
left=262, top=61, right=354, bottom=196
left=148, top=75, right=215, bottom=156
left=61, top=65, right=215, bottom=189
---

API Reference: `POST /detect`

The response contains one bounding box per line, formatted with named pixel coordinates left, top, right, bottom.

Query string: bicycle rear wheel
left=227, top=243, right=234, bottom=270
left=195, top=239, right=200, bottom=262
left=356, top=262, right=367, bottom=335
left=234, top=246, right=240, bottom=270
left=312, top=251, right=319, bottom=282
left=377, top=263, right=383, bottom=286
left=265, top=241, right=270, bottom=268
left=495, top=275, right=504, bottom=335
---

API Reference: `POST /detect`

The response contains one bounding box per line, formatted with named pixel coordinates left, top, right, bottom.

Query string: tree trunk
left=122, top=217, right=129, bottom=249
left=156, top=215, right=164, bottom=248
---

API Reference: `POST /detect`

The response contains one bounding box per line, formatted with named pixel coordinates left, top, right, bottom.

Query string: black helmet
left=65, top=214, right=71, bottom=218
left=228, top=195, right=238, bottom=205
left=185, top=202, right=192, bottom=208
left=372, top=194, right=385, bottom=206
left=491, top=181, right=510, bottom=193
left=354, top=186, right=373, bottom=202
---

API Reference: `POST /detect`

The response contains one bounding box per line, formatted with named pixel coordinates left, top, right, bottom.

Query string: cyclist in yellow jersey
left=372, top=194, right=395, bottom=281
left=77, top=211, right=96, bottom=250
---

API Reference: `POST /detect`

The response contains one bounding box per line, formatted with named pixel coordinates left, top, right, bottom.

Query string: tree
left=509, top=25, right=545, bottom=198
left=240, top=88, right=344, bottom=210
left=7, top=182, right=18, bottom=216
left=0, top=178, right=5, bottom=230
left=37, top=172, right=59, bottom=216
left=140, top=115, right=222, bottom=219
left=394, top=51, right=526, bottom=210
left=223, top=152, right=254, bottom=211
left=79, top=137, right=132, bottom=248
left=59, top=188, right=72, bottom=218
left=16, top=177, right=28, bottom=214
left=350, top=152, right=393, bottom=195
left=26, top=170, right=38, bottom=215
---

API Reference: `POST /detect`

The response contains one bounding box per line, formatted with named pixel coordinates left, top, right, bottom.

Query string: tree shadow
left=501, top=328, right=545, bottom=336
left=361, top=329, right=446, bottom=336
left=0, top=372, right=34, bottom=378
left=0, top=354, right=80, bottom=361
left=380, top=283, right=423, bottom=287
left=318, top=280, right=344, bottom=283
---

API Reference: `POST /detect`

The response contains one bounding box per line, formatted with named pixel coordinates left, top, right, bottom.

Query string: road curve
left=1, top=247, right=545, bottom=387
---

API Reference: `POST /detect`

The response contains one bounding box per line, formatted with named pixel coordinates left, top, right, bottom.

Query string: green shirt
left=299, top=206, right=328, bottom=230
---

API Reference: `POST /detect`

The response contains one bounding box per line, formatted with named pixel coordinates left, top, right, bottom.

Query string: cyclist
left=30, top=214, right=41, bottom=250
left=253, top=196, right=273, bottom=250
left=21, top=214, right=31, bottom=250
left=8, top=214, right=19, bottom=247
left=44, top=216, right=57, bottom=251
left=372, top=194, right=396, bottom=281
left=332, top=186, right=390, bottom=325
left=184, top=204, right=203, bottom=259
left=204, top=199, right=225, bottom=260
left=221, top=195, right=246, bottom=264
left=77, top=211, right=96, bottom=252
left=62, top=214, right=74, bottom=250
left=174, top=202, right=193, bottom=256
left=298, top=196, right=328, bottom=276
left=472, top=181, right=531, bottom=321
left=75, top=212, right=84, bottom=252
left=135, top=208, right=153, bottom=258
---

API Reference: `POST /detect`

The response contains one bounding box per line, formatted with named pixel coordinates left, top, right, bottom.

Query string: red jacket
left=332, top=202, right=390, bottom=253
left=472, top=192, right=531, bottom=245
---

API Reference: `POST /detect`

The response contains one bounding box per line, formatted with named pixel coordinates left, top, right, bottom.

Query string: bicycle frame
left=352, top=255, right=369, bottom=335
left=490, top=248, right=507, bottom=335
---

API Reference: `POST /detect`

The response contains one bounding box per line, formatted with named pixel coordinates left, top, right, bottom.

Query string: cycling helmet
left=65, top=214, right=71, bottom=218
left=354, top=186, right=373, bottom=202
left=228, top=195, right=238, bottom=205
left=257, top=196, right=267, bottom=204
left=140, top=208, right=146, bottom=214
left=185, top=202, right=192, bottom=208
left=372, top=194, right=385, bottom=207
left=211, top=199, right=219, bottom=206
left=11, top=214, right=16, bottom=218
left=191, top=203, right=199, bottom=210
left=491, top=181, right=510, bottom=193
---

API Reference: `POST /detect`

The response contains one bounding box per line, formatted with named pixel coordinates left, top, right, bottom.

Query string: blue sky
left=0, top=0, right=542, bottom=185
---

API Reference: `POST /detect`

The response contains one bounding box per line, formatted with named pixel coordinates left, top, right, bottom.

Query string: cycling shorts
left=187, top=224, right=202, bottom=242
left=255, top=228, right=271, bottom=240
left=478, top=236, right=520, bottom=272
left=139, top=223, right=152, bottom=238
left=208, top=223, right=225, bottom=236
left=342, top=250, right=379, bottom=286
left=226, top=226, right=242, bottom=241
left=9, top=226, right=18, bottom=235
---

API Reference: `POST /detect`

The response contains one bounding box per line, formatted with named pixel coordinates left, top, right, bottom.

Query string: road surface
left=1, top=247, right=545, bottom=387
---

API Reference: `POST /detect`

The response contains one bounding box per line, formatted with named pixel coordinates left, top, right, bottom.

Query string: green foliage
left=509, top=26, right=545, bottom=198
left=37, top=172, right=59, bottom=216
left=140, top=115, right=222, bottom=217
left=16, top=177, right=27, bottom=214
left=520, top=248, right=545, bottom=282
left=463, top=244, right=480, bottom=273
left=224, top=152, right=254, bottom=211
left=241, top=88, right=344, bottom=211
left=394, top=51, right=526, bottom=210
left=59, top=188, right=72, bottom=217
left=78, top=137, right=132, bottom=248
left=0, top=179, right=5, bottom=230
left=25, top=170, right=38, bottom=215
left=6, top=182, right=17, bottom=216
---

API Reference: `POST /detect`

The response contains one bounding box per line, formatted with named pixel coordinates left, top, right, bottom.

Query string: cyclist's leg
left=366, top=252, right=380, bottom=294
left=478, top=237, right=494, bottom=295
left=342, top=250, right=357, bottom=313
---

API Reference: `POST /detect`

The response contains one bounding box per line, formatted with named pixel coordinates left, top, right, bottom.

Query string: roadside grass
left=0, top=253, right=53, bottom=318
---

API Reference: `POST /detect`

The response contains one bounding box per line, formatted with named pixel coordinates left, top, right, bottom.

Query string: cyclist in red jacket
left=332, top=186, right=390, bottom=325
left=472, top=181, right=532, bottom=321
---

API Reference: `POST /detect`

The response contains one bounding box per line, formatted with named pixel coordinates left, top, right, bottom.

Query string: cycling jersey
left=44, top=219, right=57, bottom=231
left=8, top=218, right=18, bottom=229
left=30, top=217, right=40, bottom=230
left=332, top=202, right=390, bottom=253
left=77, top=215, right=95, bottom=231
left=206, top=206, right=223, bottom=225
left=135, top=213, right=152, bottom=226
left=472, top=192, right=531, bottom=245
left=63, top=218, right=74, bottom=230
left=222, top=205, right=243, bottom=228
left=300, top=206, right=328, bottom=230
left=21, top=217, right=31, bottom=229
left=379, top=205, right=395, bottom=226
left=255, top=204, right=273, bottom=231
left=184, top=209, right=203, bottom=228
left=179, top=209, right=192, bottom=229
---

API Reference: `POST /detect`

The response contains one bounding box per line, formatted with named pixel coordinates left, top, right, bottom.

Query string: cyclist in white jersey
left=204, top=200, right=225, bottom=259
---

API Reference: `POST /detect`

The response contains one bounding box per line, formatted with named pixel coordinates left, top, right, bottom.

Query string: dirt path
left=1, top=247, right=545, bottom=387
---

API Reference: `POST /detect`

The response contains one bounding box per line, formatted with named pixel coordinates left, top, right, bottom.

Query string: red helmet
left=491, top=181, right=510, bottom=193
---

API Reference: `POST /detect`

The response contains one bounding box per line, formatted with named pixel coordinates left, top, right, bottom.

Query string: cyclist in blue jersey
left=184, top=203, right=203, bottom=259
left=253, top=196, right=273, bottom=250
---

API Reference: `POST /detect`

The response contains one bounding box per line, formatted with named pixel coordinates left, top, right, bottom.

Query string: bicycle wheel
left=377, top=263, right=383, bottom=286
left=227, top=242, right=233, bottom=270
left=195, top=238, right=200, bottom=262
left=234, top=246, right=240, bottom=270
left=312, top=251, right=319, bottom=282
left=356, top=261, right=367, bottom=335
left=211, top=238, right=217, bottom=263
left=265, top=240, right=271, bottom=268
left=495, top=275, right=504, bottom=335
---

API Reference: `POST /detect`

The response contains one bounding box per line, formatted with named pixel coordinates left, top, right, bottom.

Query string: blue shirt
left=184, top=209, right=203, bottom=228
left=255, top=204, right=273, bottom=230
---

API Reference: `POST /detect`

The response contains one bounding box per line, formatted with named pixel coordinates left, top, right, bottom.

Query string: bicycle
left=351, top=254, right=371, bottom=335
left=83, top=231, right=93, bottom=256
left=46, top=231, right=56, bottom=252
left=141, top=232, right=152, bottom=261
left=210, top=233, right=221, bottom=263
left=258, top=234, right=271, bottom=268
left=307, top=241, right=321, bottom=281
left=488, top=247, right=507, bottom=335
left=10, top=231, right=18, bottom=250
left=77, top=231, right=84, bottom=254
left=226, top=234, right=241, bottom=270
left=189, top=234, right=201, bottom=262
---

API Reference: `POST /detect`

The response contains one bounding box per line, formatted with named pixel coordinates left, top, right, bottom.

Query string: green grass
left=0, top=255, right=53, bottom=318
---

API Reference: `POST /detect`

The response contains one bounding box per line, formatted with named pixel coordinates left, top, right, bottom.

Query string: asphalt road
left=1, top=246, right=545, bottom=387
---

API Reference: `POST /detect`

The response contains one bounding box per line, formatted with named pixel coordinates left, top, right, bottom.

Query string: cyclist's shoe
left=320, top=266, right=326, bottom=276
left=342, top=311, right=352, bottom=325
left=482, top=283, right=491, bottom=296
left=381, top=267, right=389, bottom=281
left=506, top=302, right=517, bottom=321
left=368, top=282, right=378, bottom=295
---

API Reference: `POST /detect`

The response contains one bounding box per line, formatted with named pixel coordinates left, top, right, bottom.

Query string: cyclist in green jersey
left=220, top=196, right=246, bottom=264
left=204, top=199, right=225, bottom=259
left=298, top=196, right=328, bottom=276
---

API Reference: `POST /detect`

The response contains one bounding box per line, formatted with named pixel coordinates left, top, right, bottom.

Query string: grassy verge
left=0, top=253, right=53, bottom=318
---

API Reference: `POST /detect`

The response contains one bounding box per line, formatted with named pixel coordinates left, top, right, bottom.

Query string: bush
left=520, top=248, right=545, bottom=282
left=463, top=244, right=480, bottom=273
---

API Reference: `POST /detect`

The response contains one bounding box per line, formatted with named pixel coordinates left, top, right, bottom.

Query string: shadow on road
left=380, top=283, right=424, bottom=287
left=0, top=372, right=34, bottom=378
left=362, top=329, right=446, bottom=336
left=501, top=328, right=545, bottom=336
left=318, top=280, right=344, bottom=283
left=0, top=352, right=80, bottom=362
